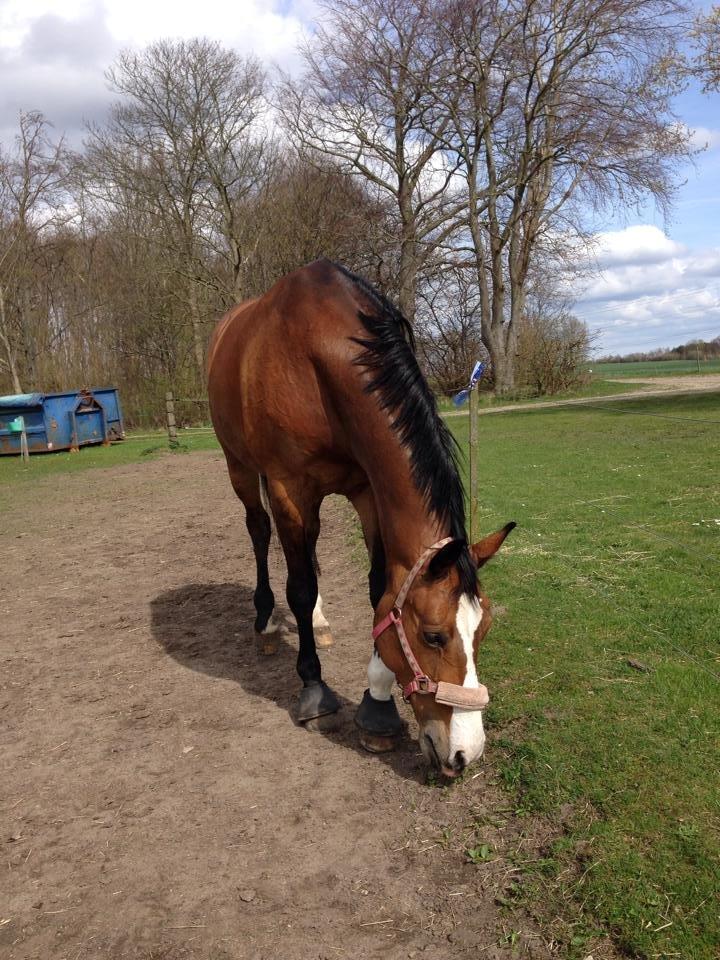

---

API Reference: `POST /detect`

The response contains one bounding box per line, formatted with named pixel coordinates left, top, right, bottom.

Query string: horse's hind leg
left=267, top=480, right=340, bottom=724
left=225, top=458, right=277, bottom=654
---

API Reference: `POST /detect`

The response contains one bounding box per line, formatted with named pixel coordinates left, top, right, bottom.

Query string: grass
left=437, top=377, right=643, bottom=412
left=449, top=390, right=720, bottom=959
left=592, top=358, right=720, bottom=378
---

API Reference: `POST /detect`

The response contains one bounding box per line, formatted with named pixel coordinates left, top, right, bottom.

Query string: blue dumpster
left=0, top=388, right=125, bottom=455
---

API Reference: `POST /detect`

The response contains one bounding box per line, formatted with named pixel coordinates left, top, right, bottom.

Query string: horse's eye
left=423, top=632, right=447, bottom=649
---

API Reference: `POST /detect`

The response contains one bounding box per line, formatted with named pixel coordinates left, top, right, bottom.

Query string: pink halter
left=372, top=538, right=490, bottom=710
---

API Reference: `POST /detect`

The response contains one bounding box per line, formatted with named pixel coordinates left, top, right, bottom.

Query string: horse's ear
left=470, top=522, right=516, bottom=569
left=425, top=539, right=467, bottom=581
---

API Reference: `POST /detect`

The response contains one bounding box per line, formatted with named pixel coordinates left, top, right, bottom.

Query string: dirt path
left=444, top=374, right=720, bottom=418
left=1, top=452, right=551, bottom=960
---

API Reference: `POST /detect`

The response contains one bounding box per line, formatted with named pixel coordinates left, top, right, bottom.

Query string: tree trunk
left=188, top=281, right=206, bottom=383
left=0, top=284, right=23, bottom=394
left=397, top=184, right=418, bottom=321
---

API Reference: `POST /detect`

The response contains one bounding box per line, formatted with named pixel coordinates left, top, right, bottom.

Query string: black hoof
left=296, top=681, right=341, bottom=724
left=354, top=689, right=403, bottom=737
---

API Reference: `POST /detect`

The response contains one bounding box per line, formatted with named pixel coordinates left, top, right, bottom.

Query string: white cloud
left=591, top=224, right=685, bottom=268
left=0, top=0, right=312, bottom=143
left=686, top=125, right=720, bottom=153
left=573, top=224, right=720, bottom=354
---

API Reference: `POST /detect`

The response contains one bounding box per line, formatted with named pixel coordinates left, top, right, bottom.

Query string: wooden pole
left=469, top=384, right=479, bottom=541
left=19, top=416, right=29, bottom=465
left=166, top=391, right=178, bottom=449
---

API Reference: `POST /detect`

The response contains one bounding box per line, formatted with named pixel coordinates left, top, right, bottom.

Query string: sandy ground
left=1, top=451, right=554, bottom=960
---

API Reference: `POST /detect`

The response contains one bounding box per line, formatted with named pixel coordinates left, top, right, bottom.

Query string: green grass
left=437, top=377, right=643, bottom=412
left=592, top=358, right=720, bottom=378
left=450, top=391, right=720, bottom=958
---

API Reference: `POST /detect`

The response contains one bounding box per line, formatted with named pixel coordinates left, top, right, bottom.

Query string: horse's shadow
left=149, top=582, right=424, bottom=782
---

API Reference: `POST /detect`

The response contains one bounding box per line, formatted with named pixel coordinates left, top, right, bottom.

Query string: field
left=2, top=390, right=719, bottom=959
left=452, top=391, right=720, bottom=958
left=592, top=358, right=720, bottom=378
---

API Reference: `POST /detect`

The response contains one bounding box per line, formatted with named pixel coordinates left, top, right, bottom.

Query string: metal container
left=0, top=388, right=125, bottom=455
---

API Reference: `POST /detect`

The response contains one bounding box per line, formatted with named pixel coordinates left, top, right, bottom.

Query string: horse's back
left=208, top=260, right=367, bottom=489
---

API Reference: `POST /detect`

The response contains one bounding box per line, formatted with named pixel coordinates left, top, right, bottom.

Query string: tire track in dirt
left=1, top=452, right=553, bottom=960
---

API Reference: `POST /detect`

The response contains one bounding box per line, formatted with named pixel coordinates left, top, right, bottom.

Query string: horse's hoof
left=296, top=681, right=341, bottom=723
left=255, top=631, right=279, bottom=656
left=304, top=713, right=342, bottom=733
left=354, top=689, right=403, bottom=736
left=315, top=627, right=334, bottom=649
left=359, top=732, right=398, bottom=754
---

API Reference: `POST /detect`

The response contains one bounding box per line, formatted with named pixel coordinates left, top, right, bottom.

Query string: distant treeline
left=599, top=335, right=720, bottom=364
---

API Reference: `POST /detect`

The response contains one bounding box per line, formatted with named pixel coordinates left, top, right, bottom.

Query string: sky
left=1, top=0, right=719, bottom=357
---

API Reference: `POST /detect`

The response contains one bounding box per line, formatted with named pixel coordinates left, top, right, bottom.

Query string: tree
left=277, top=0, right=467, bottom=319
left=85, top=39, right=268, bottom=380
left=432, top=0, right=691, bottom=393
left=0, top=111, right=69, bottom=394
left=415, top=266, right=486, bottom=393
left=690, top=5, right=720, bottom=91
left=516, top=308, right=596, bottom=395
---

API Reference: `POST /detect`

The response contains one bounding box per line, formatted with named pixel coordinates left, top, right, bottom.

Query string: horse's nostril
left=453, top=750, right=467, bottom=773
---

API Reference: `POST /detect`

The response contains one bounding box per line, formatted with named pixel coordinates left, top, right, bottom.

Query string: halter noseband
left=371, top=538, right=489, bottom=710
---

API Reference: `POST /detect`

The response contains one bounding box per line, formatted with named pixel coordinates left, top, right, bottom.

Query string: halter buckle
left=402, top=674, right=436, bottom=701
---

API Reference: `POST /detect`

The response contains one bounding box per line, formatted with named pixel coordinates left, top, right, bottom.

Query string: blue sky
left=1, top=0, right=718, bottom=356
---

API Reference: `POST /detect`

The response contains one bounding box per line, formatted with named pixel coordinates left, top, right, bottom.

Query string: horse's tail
left=259, top=474, right=271, bottom=517
left=260, top=473, right=320, bottom=576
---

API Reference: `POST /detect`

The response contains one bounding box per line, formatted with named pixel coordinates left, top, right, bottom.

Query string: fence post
left=165, top=391, right=179, bottom=449
left=469, top=384, right=479, bottom=541
left=19, top=416, right=29, bottom=465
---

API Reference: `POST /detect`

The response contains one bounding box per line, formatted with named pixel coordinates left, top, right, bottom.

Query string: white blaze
left=367, top=649, right=395, bottom=701
left=449, top=594, right=486, bottom=762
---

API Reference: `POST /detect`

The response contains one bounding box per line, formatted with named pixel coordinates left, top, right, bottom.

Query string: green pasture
left=436, top=377, right=642, bottom=412
left=2, top=393, right=719, bottom=958
left=450, top=391, right=720, bottom=958
left=592, top=358, right=720, bottom=378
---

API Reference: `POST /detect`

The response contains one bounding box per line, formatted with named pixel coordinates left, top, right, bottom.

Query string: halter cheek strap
left=371, top=538, right=489, bottom=709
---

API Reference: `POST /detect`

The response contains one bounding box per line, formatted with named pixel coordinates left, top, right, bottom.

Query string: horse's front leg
left=269, top=482, right=340, bottom=725
left=350, top=487, right=403, bottom=752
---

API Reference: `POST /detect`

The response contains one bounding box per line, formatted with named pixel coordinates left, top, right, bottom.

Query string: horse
left=207, top=259, right=514, bottom=778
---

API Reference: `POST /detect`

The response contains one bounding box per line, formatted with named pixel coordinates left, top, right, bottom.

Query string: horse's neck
left=366, top=448, right=447, bottom=585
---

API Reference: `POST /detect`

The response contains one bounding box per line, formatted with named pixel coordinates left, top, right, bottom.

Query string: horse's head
left=373, top=524, right=514, bottom=778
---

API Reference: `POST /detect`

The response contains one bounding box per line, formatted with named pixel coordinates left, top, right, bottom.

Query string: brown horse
left=208, top=260, right=513, bottom=777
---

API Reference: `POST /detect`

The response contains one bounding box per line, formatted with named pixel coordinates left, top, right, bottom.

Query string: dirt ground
left=1, top=452, right=552, bottom=960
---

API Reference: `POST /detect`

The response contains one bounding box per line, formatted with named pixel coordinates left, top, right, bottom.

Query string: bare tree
left=278, top=0, right=467, bottom=319
left=0, top=111, right=69, bottom=393
left=433, top=0, right=692, bottom=393
left=415, top=267, right=486, bottom=392
left=516, top=274, right=598, bottom=394
left=690, top=5, right=720, bottom=92
left=85, top=39, right=268, bottom=379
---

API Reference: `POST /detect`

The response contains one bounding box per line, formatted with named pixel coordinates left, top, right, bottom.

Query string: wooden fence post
left=165, top=391, right=178, bottom=449
left=469, top=384, right=479, bottom=541
left=20, top=416, right=29, bottom=465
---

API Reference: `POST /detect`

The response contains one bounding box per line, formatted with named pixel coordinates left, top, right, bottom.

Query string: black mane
left=334, top=262, right=477, bottom=598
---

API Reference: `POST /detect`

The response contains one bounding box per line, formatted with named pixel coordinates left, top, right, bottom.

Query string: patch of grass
left=449, top=390, right=720, bottom=959
left=436, top=377, right=645, bottom=413
left=592, top=358, right=720, bottom=378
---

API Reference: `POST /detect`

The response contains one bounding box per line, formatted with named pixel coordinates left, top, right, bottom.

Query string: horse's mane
left=333, top=261, right=477, bottom=598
